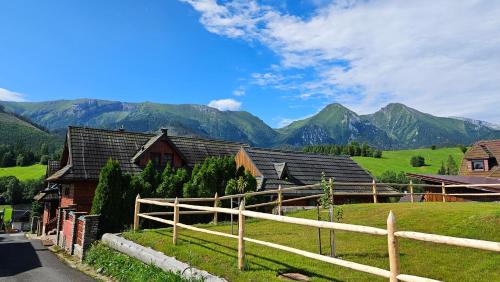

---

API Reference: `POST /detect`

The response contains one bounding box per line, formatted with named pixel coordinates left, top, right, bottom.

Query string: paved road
left=0, top=233, right=94, bottom=282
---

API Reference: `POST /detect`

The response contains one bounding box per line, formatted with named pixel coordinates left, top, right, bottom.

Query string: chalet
left=408, top=140, right=500, bottom=202
left=235, top=147, right=397, bottom=205
left=39, top=126, right=247, bottom=234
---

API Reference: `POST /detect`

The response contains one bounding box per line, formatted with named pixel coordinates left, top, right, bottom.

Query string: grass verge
left=0, top=164, right=47, bottom=181
left=84, top=242, right=203, bottom=282
left=124, top=203, right=499, bottom=282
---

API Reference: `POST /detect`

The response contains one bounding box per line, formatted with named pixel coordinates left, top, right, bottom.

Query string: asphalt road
left=0, top=233, right=94, bottom=282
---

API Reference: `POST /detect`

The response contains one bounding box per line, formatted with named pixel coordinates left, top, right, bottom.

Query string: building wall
left=60, top=182, right=97, bottom=213
left=235, top=149, right=262, bottom=177
left=138, top=139, right=183, bottom=168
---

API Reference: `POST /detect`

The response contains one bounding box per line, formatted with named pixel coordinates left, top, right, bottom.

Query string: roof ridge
left=69, top=126, right=155, bottom=136
left=246, top=146, right=351, bottom=158
left=169, top=135, right=249, bottom=145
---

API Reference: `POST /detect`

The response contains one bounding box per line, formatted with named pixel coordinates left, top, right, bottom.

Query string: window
left=472, top=160, right=485, bottom=171
left=163, top=153, right=173, bottom=167
left=150, top=153, right=161, bottom=167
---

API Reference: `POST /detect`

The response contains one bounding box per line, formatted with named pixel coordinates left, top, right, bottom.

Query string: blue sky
left=1, top=0, right=500, bottom=127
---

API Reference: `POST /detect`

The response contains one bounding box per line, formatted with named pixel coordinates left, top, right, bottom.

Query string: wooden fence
left=133, top=181, right=500, bottom=282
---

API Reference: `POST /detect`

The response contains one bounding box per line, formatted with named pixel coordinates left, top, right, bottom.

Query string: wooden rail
left=134, top=196, right=499, bottom=281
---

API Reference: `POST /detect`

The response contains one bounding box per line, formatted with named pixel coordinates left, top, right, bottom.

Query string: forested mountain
left=1, top=99, right=499, bottom=150
left=0, top=104, right=60, bottom=150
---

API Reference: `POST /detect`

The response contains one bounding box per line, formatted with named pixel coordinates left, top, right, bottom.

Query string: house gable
left=460, top=140, right=500, bottom=177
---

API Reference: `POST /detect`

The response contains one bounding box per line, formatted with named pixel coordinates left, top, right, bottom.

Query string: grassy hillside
left=124, top=203, right=499, bottom=282
left=0, top=164, right=47, bottom=181
left=0, top=205, right=12, bottom=223
left=352, top=147, right=464, bottom=177
left=0, top=109, right=61, bottom=148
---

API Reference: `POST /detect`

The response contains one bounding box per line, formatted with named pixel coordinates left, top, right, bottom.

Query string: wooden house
left=235, top=147, right=397, bottom=205
left=409, top=140, right=500, bottom=202
left=39, top=126, right=247, bottom=235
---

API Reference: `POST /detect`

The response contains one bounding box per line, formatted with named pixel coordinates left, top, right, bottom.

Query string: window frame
left=471, top=159, right=485, bottom=171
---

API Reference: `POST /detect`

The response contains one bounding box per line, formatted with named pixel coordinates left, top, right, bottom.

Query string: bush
left=372, top=150, right=382, bottom=158
left=183, top=156, right=236, bottom=198
left=410, top=155, right=425, bottom=167
left=430, top=145, right=436, bottom=150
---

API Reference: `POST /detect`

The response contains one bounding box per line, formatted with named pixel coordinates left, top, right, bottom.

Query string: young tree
left=437, top=161, right=447, bottom=175
left=225, top=170, right=257, bottom=195
left=91, top=159, right=126, bottom=232
left=446, top=155, right=459, bottom=175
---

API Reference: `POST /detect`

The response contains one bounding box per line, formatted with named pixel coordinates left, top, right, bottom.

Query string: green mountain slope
left=361, top=103, right=500, bottom=148
left=277, top=103, right=394, bottom=148
left=2, top=100, right=498, bottom=149
left=0, top=105, right=60, bottom=148
left=0, top=99, right=278, bottom=147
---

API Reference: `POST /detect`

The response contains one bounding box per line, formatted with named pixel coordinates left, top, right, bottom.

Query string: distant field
left=352, top=147, right=464, bottom=177
left=0, top=205, right=13, bottom=223
left=0, top=164, right=46, bottom=181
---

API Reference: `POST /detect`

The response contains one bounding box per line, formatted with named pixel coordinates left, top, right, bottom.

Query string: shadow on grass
left=147, top=229, right=368, bottom=282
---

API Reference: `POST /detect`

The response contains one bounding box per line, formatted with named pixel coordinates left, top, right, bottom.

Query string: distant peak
left=322, top=103, right=351, bottom=112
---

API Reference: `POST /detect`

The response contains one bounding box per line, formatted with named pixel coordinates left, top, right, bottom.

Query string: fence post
left=173, top=198, right=179, bottom=245
left=387, top=211, right=400, bottom=282
left=238, top=199, right=246, bottom=270
left=409, top=180, right=414, bottom=203
left=277, top=185, right=283, bottom=216
left=213, top=192, right=219, bottom=225
left=329, top=178, right=336, bottom=257
left=134, top=194, right=141, bottom=231
left=372, top=179, right=378, bottom=203
left=441, top=182, right=446, bottom=203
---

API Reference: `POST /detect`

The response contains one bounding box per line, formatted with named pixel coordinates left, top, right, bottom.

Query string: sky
left=1, top=0, right=500, bottom=128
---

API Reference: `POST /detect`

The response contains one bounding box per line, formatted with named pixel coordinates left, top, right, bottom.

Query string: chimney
left=160, top=128, right=168, bottom=135
left=118, top=125, right=125, bottom=132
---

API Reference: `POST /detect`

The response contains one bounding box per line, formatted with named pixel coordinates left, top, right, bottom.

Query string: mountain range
left=1, top=99, right=499, bottom=149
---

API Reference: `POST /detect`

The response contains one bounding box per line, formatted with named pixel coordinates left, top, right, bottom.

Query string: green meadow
left=0, top=164, right=46, bottom=181
left=124, top=203, right=499, bottom=282
left=352, top=147, right=464, bottom=177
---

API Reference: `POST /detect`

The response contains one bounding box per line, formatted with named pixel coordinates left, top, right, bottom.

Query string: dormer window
left=472, top=160, right=485, bottom=171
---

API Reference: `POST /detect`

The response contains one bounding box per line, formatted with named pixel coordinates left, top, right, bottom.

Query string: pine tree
left=446, top=155, right=459, bottom=175
left=91, top=159, right=125, bottom=232
left=437, top=161, right=447, bottom=175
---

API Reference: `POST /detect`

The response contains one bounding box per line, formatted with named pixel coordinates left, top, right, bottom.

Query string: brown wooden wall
left=138, top=140, right=184, bottom=168
left=235, top=149, right=262, bottom=177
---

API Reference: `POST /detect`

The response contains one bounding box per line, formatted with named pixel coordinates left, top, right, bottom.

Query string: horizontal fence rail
left=134, top=188, right=499, bottom=282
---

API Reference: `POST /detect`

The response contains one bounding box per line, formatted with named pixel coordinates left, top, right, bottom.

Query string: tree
left=16, top=154, right=26, bottom=166
left=1, top=151, right=15, bottom=167
left=372, top=150, right=382, bottom=158
left=183, top=156, right=236, bottom=198
left=458, top=145, right=468, bottom=154
left=139, top=161, right=159, bottom=198
left=157, top=164, right=189, bottom=198
left=91, top=159, right=126, bottom=232
left=4, top=177, right=23, bottom=204
left=225, top=170, right=257, bottom=195
left=40, top=155, right=49, bottom=165
left=446, top=155, right=459, bottom=175
left=437, top=161, right=447, bottom=175
left=410, top=155, right=425, bottom=167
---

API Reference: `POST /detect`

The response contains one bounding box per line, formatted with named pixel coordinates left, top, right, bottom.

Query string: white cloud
left=233, top=88, right=245, bottom=96
left=0, top=88, right=26, bottom=102
left=208, top=98, right=242, bottom=111
left=182, top=0, right=500, bottom=123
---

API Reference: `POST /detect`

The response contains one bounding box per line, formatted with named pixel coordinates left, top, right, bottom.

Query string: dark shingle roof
left=46, top=160, right=61, bottom=179
left=47, top=126, right=248, bottom=181
left=243, top=147, right=395, bottom=194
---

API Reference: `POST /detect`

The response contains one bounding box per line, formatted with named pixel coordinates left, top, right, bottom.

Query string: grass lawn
left=352, top=147, right=464, bottom=177
left=0, top=164, right=46, bottom=181
left=123, top=203, right=499, bottom=282
left=0, top=205, right=13, bottom=223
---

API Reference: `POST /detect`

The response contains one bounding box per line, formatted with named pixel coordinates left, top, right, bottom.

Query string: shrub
left=372, top=150, right=383, bottom=158
left=183, top=156, right=236, bottom=198
left=410, top=155, right=425, bottom=167
left=157, top=164, right=189, bottom=198
left=430, top=145, right=436, bottom=150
